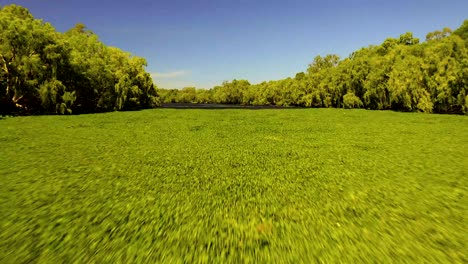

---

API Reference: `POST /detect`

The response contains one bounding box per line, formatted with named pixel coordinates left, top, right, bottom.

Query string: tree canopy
left=2, top=4, right=467, bottom=115
left=0, top=4, right=159, bottom=115
left=160, top=20, right=468, bottom=115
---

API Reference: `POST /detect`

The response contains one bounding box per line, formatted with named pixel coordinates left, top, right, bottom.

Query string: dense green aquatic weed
left=0, top=109, right=467, bottom=262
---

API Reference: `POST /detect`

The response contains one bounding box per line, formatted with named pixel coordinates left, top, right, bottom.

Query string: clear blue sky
left=2, top=0, right=467, bottom=88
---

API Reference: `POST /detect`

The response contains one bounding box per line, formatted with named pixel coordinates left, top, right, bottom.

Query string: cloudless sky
left=2, top=0, right=467, bottom=88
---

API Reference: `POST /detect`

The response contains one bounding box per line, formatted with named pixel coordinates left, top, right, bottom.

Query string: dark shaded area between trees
left=1, top=4, right=467, bottom=115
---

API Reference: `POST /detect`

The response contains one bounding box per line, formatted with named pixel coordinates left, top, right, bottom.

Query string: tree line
left=160, top=20, right=468, bottom=114
left=1, top=4, right=159, bottom=115
left=2, top=4, right=467, bottom=115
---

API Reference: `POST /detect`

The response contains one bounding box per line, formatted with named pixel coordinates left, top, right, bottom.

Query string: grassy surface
left=0, top=109, right=467, bottom=263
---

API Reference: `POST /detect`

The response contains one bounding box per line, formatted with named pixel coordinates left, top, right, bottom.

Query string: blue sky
left=2, top=0, right=467, bottom=88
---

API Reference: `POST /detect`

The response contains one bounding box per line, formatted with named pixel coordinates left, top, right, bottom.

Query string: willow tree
left=0, top=4, right=75, bottom=114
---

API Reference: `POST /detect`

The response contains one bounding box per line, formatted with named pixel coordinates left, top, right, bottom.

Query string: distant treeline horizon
left=1, top=4, right=467, bottom=115
left=159, top=20, right=468, bottom=114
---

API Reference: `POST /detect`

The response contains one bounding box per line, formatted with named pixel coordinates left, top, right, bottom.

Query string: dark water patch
left=160, top=103, right=301, bottom=109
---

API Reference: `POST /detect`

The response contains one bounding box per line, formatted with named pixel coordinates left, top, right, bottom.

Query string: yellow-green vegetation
left=1, top=4, right=468, bottom=116
left=0, top=5, right=158, bottom=115
left=160, top=20, right=468, bottom=115
left=0, top=109, right=467, bottom=262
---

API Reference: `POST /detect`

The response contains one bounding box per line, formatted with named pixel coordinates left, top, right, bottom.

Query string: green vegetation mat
left=0, top=109, right=467, bottom=262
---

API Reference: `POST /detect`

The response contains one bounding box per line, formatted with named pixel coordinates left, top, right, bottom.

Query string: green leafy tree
left=343, top=91, right=363, bottom=109
left=453, top=20, right=468, bottom=40
left=426, top=28, right=452, bottom=41
left=1, top=5, right=159, bottom=115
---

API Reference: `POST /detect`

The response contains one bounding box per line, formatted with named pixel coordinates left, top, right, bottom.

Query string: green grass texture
left=1, top=109, right=467, bottom=263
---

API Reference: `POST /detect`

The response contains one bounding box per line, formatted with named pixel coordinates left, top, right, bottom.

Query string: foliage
left=158, top=20, right=468, bottom=115
left=0, top=109, right=467, bottom=262
left=453, top=19, right=468, bottom=40
left=0, top=5, right=158, bottom=115
left=2, top=4, right=467, bottom=115
left=343, top=91, right=363, bottom=109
